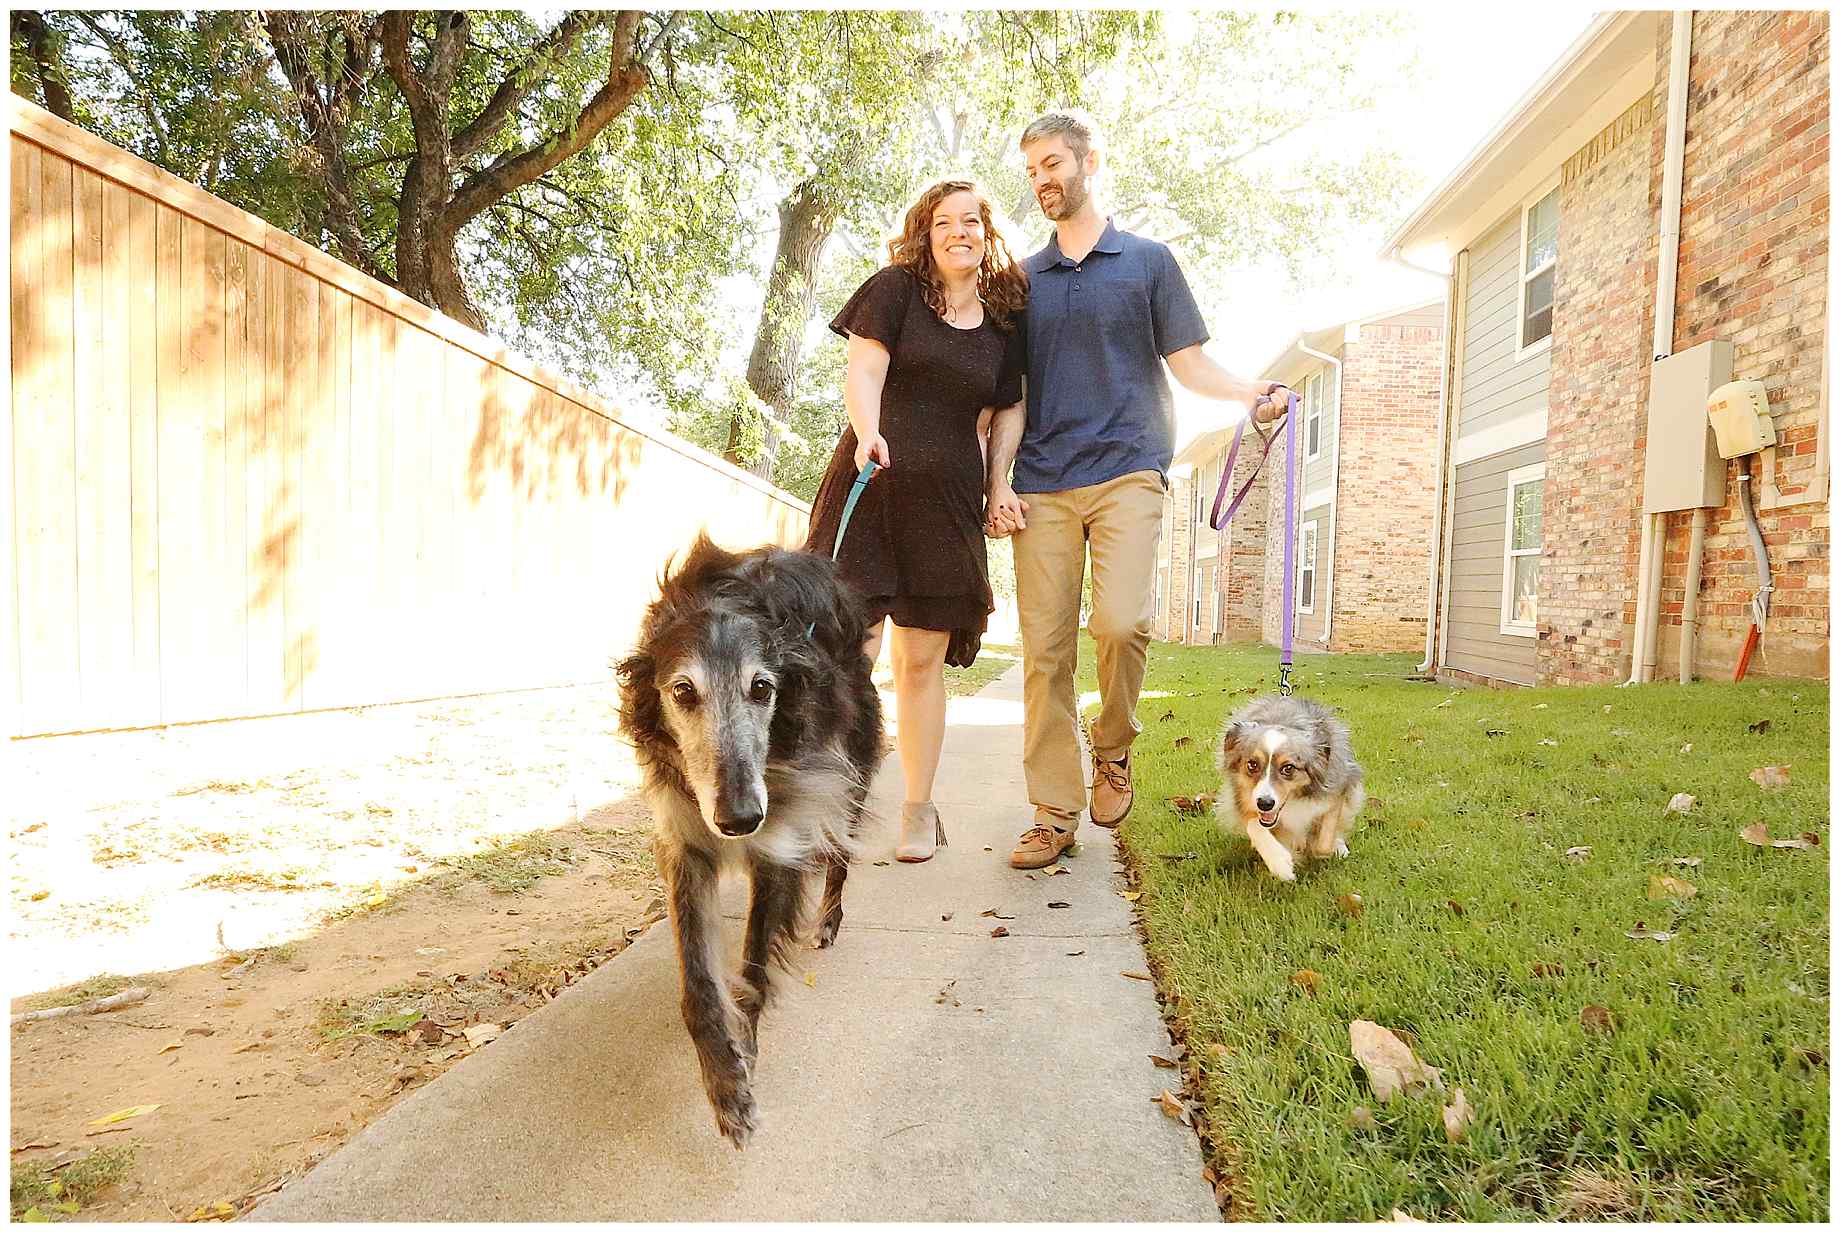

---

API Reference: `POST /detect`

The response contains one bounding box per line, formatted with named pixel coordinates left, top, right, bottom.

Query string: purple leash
left=1208, top=390, right=1300, bottom=697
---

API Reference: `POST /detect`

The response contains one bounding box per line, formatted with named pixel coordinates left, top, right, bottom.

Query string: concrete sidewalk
left=251, top=667, right=1219, bottom=1221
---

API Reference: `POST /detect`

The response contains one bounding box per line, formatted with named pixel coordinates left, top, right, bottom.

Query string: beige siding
left=1458, top=213, right=1551, bottom=436
left=1376, top=302, right=1445, bottom=330
left=1444, top=441, right=1544, bottom=684
left=1302, top=363, right=1338, bottom=493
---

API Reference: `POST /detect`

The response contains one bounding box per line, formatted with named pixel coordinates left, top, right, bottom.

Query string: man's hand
left=1251, top=381, right=1294, bottom=427
left=985, top=482, right=1029, bottom=538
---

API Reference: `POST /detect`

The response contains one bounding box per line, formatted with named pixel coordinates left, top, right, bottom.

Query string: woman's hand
left=986, top=481, right=1029, bottom=537
left=854, top=432, right=891, bottom=471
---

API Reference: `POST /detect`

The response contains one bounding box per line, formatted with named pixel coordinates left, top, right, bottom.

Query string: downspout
left=1298, top=339, right=1344, bottom=648
left=1629, top=9, right=1693, bottom=686
left=1389, top=250, right=1461, bottom=674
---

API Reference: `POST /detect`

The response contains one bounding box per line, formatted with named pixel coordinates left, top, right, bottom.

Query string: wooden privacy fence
left=5, top=97, right=809, bottom=739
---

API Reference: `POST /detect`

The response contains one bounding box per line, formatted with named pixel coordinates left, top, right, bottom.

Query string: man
left=985, top=110, right=1290, bottom=871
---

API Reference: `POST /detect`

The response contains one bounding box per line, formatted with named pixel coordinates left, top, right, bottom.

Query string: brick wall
left=1164, top=476, right=1194, bottom=641
left=1262, top=424, right=1299, bottom=646
left=1540, top=92, right=1659, bottom=685
left=1657, top=9, right=1829, bottom=679
left=1221, top=431, right=1268, bottom=639
left=1329, top=322, right=1442, bottom=652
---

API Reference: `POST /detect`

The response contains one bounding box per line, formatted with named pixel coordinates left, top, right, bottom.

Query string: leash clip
left=1279, top=663, right=1294, bottom=697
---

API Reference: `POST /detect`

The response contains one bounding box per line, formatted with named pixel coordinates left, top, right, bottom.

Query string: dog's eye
left=670, top=681, right=698, bottom=708
left=749, top=678, right=774, bottom=705
left=1245, top=760, right=1260, bottom=776
left=1280, top=764, right=1296, bottom=779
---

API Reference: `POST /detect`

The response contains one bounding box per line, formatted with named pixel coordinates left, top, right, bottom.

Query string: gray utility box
left=1642, top=339, right=1731, bottom=512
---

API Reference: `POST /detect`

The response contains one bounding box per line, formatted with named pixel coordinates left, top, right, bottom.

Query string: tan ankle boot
left=895, top=802, right=947, bottom=862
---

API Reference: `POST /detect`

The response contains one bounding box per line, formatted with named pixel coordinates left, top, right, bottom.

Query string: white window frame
left=1297, top=519, right=1319, bottom=615
left=1499, top=462, right=1546, bottom=637
left=1304, top=371, right=1324, bottom=461
left=1516, top=178, right=1560, bottom=362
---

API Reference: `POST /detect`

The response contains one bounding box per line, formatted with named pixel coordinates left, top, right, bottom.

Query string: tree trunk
left=12, top=11, right=74, bottom=121
left=732, top=178, right=842, bottom=477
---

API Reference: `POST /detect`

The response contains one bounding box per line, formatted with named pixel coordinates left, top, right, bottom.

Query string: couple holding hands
left=804, top=110, right=1292, bottom=870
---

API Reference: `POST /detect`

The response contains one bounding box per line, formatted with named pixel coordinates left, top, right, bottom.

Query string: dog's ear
left=1218, top=719, right=1254, bottom=771
left=615, top=652, right=664, bottom=745
left=1302, top=713, right=1341, bottom=782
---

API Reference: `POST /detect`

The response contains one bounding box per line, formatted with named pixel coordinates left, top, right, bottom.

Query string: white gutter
left=1297, top=339, right=1344, bottom=647
left=1385, top=251, right=1457, bottom=673
left=1627, top=10, right=1693, bottom=687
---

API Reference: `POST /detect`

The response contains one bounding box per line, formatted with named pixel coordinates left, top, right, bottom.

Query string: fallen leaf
left=1538, top=738, right=1559, bottom=747
left=1445, top=900, right=1465, bottom=917
left=461, top=1022, right=502, bottom=1047
left=1441, top=1087, right=1473, bottom=1142
left=872, top=860, right=891, bottom=867
left=1531, top=962, right=1565, bottom=978
left=1564, top=846, right=1592, bottom=862
left=1045, top=866, right=1070, bottom=876
left=804, top=971, right=817, bottom=988
left=1625, top=926, right=1674, bottom=942
left=1348, top=1021, right=1443, bottom=1101
left=1740, top=822, right=1818, bottom=849
left=1680, top=742, right=1693, bottom=754
left=1290, top=969, right=1323, bottom=996
left=1603, top=705, right=1613, bottom=714
left=989, top=926, right=1009, bottom=938
left=410, top=1018, right=444, bottom=1046
left=20, top=1208, right=51, bottom=1223
left=1166, top=795, right=1200, bottom=813
left=28, top=890, right=49, bottom=902
left=1158, top=709, right=1175, bottom=722
left=85, top=1104, right=160, bottom=1129
left=1579, top=1005, right=1616, bottom=1036
left=1665, top=793, right=1695, bottom=814
left=184, top=1027, right=215, bottom=1037
left=9, top=1141, right=58, bottom=1154
left=1201, top=1165, right=1218, bottom=1186
left=1346, top=1106, right=1376, bottom=1130
left=1390, top=1208, right=1425, bottom=1223
left=186, top=1201, right=236, bottom=1222
left=157, top=1040, right=182, bottom=1055
left=1336, top=893, right=1365, bottom=919
left=1667, top=856, right=1703, bottom=868
left=1047, top=901, right=1071, bottom=909
left=1791, top=1046, right=1826, bottom=1070
left=1205, top=1042, right=1232, bottom=1060
left=1750, top=765, right=1791, bottom=790
left=369, top=1010, right=423, bottom=1035
left=1483, top=728, right=1506, bottom=738
left=1533, top=703, right=1548, bottom=710
left=1648, top=875, right=1697, bottom=900
left=1149, top=1053, right=1178, bottom=1069
left=1120, top=890, right=1143, bottom=902
left=1152, top=1089, right=1192, bottom=1125
left=940, top=912, right=953, bottom=921
left=1158, top=850, right=1200, bottom=862
left=1064, top=950, right=1085, bottom=957
left=979, top=908, right=1015, bottom=920
left=1747, top=719, right=1772, bottom=735
left=1174, top=736, right=1194, bottom=750
left=1121, top=970, right=1152, bottom=982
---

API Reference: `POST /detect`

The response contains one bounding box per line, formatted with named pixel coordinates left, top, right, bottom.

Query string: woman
left=804, top=179, right=1027, bottom=863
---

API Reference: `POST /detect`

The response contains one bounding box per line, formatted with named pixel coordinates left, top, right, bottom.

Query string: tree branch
left=451, top=11, right=604, bottom=163
left=11, top=11, right=75, bottom=121
left=73, top=13, right=170, bottom=161
left=445, top=10, right=649, bottom=229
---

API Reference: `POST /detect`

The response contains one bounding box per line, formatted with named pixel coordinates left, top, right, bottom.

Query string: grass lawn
left=1081, top=638, right=1828, bottom=1221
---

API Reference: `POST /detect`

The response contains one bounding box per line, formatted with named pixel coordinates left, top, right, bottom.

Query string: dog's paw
left=814, top=904, right=844, bottom=949
left=710, top=1075, right=759, bottom=1149
left=1335, top=839, right=1350, bottom=859
left=1264, top=857, right=1296, bottom=882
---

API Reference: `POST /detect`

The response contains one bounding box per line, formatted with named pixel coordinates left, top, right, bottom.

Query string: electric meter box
left=1706, top=379, right=1777, bottom=459
left=1643, top=340, right=1731, bottom=513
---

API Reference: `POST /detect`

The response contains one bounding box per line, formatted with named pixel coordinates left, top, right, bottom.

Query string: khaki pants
left=1013, top=469, right=1164, bottom=829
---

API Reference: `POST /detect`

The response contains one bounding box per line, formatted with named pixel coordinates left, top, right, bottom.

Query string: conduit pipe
left=1679, top=507, right=1708, bottom=682
left=1387, top=250, right=1461, bottom=675
left=1627, top=9, right=1694, bottom=686
left=1298, top=338, right=1345, bottom=647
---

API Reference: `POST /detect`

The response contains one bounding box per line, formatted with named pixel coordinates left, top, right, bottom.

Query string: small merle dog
left=616, top=534, right=882, bottom=1148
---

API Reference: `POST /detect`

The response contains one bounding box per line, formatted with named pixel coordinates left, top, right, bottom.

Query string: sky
left=1164, top=6, right=1601, bottom=449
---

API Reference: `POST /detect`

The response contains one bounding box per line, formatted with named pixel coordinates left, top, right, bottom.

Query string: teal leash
left=808, top=460, right=878, bottom=637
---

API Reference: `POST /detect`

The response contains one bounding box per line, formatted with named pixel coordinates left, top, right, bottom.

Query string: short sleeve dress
left=804, top=266, right=1026, bottom=667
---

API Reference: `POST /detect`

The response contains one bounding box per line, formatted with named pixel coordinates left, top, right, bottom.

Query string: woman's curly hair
left=886, top=179, right=1029, bottom=333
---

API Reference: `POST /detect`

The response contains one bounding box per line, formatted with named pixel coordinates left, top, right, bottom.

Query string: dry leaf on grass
left=1740, top=822, right=1819, bottom=849
left=1120, top=890, right=1143, bottom=902
left=1665, top=793, right=1696, bottom=814
left=1149, top=1053, right=1178, bottom=1069
left=1625, top=925, right=1674, bottom=941
left=1441, top=1087, right=1473, bottom=1142
left=1152, top=1088, right=1194, bottom=1125
left=1121, top=970, right=1152, bottom=982
left=1750, top=765, right=1791, bottom=790
left=1648, top=875, right=1698, bottom=900
left=1445, top=900, right=1465, bottom=917
left=1667, top=856, right=1703, bottom=868
left=1174, top=736, right=1194, bottom=750
left=1291, top=969, right=1323, bottom=996
left=1205, top=1042, right=1232, bottom=1060
left=1747, top=719, right=1772, bottom=735
left=1389, top=1209, right=1426, bottom=1223
left=1539, top=738, right=1559, bottom=747
left=989, top=926, right=1010, bottom=939
left=1337, top=893, right=1365, bottom=919
left=1531, top=961, right=1565, bottom=978
left=1348, top=1021, right=1444, bottom=1101
left=1346, top=1106, right=1375, bottom=1131
left=1564, top=846, right=1592, bottom=861
left=1579, top=1005, right=1616, bottom=1036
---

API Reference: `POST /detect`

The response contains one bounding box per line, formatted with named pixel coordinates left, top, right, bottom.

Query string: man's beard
left=1036, top=171, right=1088, bottom=221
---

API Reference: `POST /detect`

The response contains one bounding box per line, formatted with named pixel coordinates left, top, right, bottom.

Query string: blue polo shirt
left=1014, top=219, right=1210, bottom=494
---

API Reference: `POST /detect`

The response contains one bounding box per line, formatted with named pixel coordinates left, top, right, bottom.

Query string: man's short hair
left=1020, top=110, right=1101, bottom=162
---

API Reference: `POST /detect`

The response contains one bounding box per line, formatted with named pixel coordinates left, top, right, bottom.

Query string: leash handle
left=1207, top=392, right=1287, bottom=531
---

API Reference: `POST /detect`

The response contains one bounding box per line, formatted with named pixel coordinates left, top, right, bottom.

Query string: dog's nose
left=1255, top=795, right=1277, bottom=813
left=716, top=806, right=764, bottom=837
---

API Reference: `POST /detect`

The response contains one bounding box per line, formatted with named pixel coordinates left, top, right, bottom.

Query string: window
left=1297, top=520, right=1319, bottom=615
left=1519, top=183, right=1559, bottom=356
left=1500, top=463, right=1545, bottom=635
left=1304, top=372, right=1323, bottom=461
